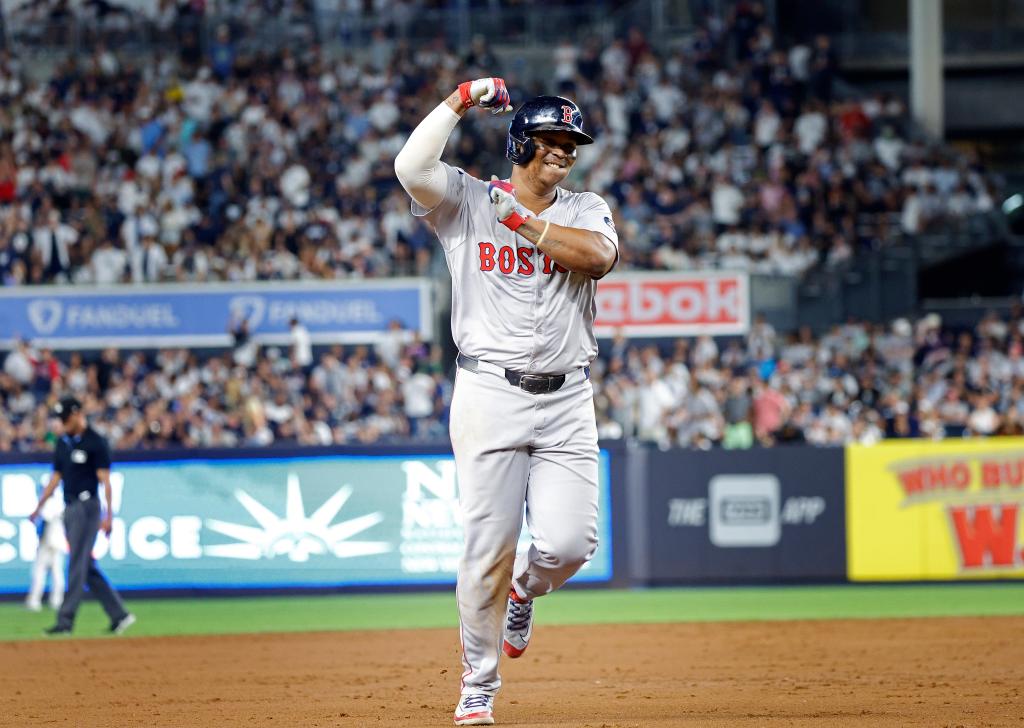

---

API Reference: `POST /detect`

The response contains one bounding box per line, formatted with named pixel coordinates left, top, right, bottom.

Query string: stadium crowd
left=592, top=310, right=1024, bottom=449
left=3, top=309, right=1024, bottom=452
left=0, top=318, right=451, bottom=450
left=0, top=4, right=1000, bottom=288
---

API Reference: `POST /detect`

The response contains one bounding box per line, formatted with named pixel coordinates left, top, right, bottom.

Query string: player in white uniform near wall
left=25, top=486, right=65, bottom=612
left=395, top=77, right=619, bottom=726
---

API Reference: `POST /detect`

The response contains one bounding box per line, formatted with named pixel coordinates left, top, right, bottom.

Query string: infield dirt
left=1, top=617, right=1022, bottom=727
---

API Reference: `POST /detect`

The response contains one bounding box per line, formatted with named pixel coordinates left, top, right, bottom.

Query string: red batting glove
left=458, top=78, right=512, bottom=114
left=488, top=176, right=529, bottom=231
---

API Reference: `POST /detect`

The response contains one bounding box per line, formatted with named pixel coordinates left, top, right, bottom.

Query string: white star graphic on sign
left=204, top=473, right=391, bottom=562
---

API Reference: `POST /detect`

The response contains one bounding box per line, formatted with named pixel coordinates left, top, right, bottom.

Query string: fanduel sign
left=0, top=280, right=432, bottom=349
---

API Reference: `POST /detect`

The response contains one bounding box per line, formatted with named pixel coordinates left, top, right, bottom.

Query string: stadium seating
left=0, top=7, right=1011, bottom=452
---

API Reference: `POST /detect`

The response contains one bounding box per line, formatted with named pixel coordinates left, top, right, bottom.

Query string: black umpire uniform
left=31, top=396, right=134, bottom=635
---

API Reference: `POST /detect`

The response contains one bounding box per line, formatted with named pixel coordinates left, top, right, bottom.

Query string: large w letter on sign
left=949, top=504, right=1018, bottom=568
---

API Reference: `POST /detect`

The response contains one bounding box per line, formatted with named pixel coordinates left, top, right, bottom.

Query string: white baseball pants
left=26, top=539, right=65, bottom=610
left=449, top=361, right=600, bottom=696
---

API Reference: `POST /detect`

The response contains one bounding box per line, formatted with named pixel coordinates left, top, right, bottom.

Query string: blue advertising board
left=633, top=446, right=846, bottom=583
left=0, top=451, right=612, bottom=592
left=0, top=280, right=432, bottom=349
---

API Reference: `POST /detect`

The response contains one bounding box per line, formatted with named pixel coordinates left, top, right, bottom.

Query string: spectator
left=752, top=377, right=789, bottom=442
left=4, top=338, right=35, bottom=385
left=33, top=210, right=77, bottom=283
left=209, top=24, right=235, bottom=80
left=967, top=392, right=1000, bottom=436
left=636, top=367, right=675, bottom=446
left=229, top=315, right=257, bottom=369
left=809, top=34, right=836, bottom=101
left=794, top=101, right=827, bottom=154
left=722, top=376, right=754, bottom=449
left=401, top=360, right=436, bottom=437
left=711, top=174, right=744, bottom=228
left=376, top=319, right=410, bottom=370
left=747, top=313, right=777, bottom=362
left=290, top=317, right=313, bottom=372
left=91, top=239, right=128, bottom=285
left=135, top=235, right=169, bottom=283
left=874, top=126, right=905, bottom=170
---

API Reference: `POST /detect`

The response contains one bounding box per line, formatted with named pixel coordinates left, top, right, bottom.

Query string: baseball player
left=25, top=484, right=65, bottom=612
left=394, top=77, right=618, bottom=726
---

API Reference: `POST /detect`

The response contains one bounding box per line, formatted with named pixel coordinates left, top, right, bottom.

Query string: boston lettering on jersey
left=477, top=242, right=569, bottom=276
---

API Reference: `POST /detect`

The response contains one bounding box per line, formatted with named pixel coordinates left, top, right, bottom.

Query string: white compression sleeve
left=394, top=101, right=461, bottom=212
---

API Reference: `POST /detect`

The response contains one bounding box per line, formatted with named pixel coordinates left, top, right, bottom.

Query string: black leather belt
left=457, top=353, right=588, bottom=395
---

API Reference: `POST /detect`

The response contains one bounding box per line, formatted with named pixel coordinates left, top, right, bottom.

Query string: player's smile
left=532, top=133, right=577, bottom=175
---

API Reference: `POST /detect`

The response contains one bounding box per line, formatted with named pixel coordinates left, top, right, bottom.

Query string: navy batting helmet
left=506, top=95, right=594, bottom=165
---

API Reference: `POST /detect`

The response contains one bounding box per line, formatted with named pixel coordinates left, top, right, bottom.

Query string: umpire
left=29, top=395, right=135, bottom=636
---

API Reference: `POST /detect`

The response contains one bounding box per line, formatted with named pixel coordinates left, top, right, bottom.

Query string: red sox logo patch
left=561, top=105, right=574, bottom=124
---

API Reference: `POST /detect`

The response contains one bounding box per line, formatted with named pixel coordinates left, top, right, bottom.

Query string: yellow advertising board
left=847, top=438, right=1024, bottom=580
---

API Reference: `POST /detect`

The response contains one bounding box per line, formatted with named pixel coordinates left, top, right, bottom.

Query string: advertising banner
left=847, top=438, right=1024, bottom=581
left=0, top=280, right=432, bottom=349
left=594, top=271, right=749, bottom=337
left=0, top=452, right=612, bottom=592
left=638, top=447, right=845, bottom=582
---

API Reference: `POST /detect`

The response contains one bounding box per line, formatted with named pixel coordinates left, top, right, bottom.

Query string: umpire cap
left=53, top=395, right=82, bottom=422
left=506, top=95, right=593, bottom=165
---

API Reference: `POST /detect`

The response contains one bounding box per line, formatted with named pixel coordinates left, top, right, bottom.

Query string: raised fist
left=488, top=176, right=528, bottom=231
left=458, top=77, right=512, bottom=114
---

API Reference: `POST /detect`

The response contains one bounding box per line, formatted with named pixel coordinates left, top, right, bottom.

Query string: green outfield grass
left=2, top=583, right=1023, bottom=642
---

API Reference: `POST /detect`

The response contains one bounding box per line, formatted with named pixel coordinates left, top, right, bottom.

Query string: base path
left=1, top=617, right=1021, bottom=727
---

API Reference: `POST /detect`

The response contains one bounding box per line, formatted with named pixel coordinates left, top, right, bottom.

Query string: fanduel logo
left=265, top=299, right=383, bottom=327
left=27, top=299, right=63, bottom=335
left=228, top=295, right=267, bottom=329
left=29, top=300, right=181, bottom=333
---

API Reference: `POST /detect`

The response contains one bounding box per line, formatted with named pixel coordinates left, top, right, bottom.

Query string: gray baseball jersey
left=413, top=161, right=616, bottom=701
left=412, top=163, right=618, bottom=373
